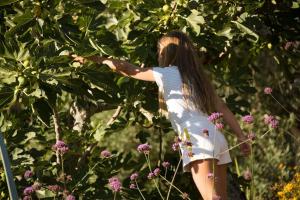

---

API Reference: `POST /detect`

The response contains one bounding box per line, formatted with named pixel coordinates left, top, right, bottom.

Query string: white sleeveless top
left=152, top=66, right=212, bottom=134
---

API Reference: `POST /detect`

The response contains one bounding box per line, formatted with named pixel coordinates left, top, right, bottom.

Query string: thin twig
left=166, top=152, right=182, bottom=200
left=160, top=175, right=191, bottom=200
left=52, top=108, right=62, bottom=164
left=270, top=94, right=300, bottom=122
left=106, top=106, right=122, bottom=126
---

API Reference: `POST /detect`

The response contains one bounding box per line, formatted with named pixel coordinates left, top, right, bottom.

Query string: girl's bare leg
left=189, top=159, right=227, bottom=200
left=215, top=164, right=228, bottom=200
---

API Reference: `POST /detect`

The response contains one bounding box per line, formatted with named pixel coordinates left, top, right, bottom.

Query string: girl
left=73, top=30, right=250, bottom=200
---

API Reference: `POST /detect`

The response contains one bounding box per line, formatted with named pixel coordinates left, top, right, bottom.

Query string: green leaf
left=216, top=26, right=234, bottom=39
left=0, top=0, right=20, bottom=6
left=35, top=189, right=56, bottom=198
left=231, top=21, right=259, bottom=42
left=5, top=10, right=35, bottom=37
left=185, top=9, right=205, bottom=35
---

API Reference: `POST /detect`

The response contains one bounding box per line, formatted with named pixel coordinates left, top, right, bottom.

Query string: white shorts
left=176, top=121, right=232, bottom=172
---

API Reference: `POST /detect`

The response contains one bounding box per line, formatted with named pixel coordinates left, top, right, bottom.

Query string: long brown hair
left=157, top=30, right=217, bottom=116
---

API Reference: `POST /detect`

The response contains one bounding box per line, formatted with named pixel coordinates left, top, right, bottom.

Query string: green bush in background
left=0, top=0, right=299, bottom=199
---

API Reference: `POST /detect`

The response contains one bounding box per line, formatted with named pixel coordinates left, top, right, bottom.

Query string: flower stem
left=250, top=143, right=254, bottom=200
left=113, top=192, right=116, bottom=200
left=71, top=162, right=100, bottom=192
left=270, top=94, right=300, bottom=122
left=135, top=180, right=146, bottom=200
left=160, top=175, right=191, bottom=200
left=145, top=154, right=164, bottom=200
left=145, top=154, right=152, bottom=171
left=166, top=151, right=182, bottom=200
left=61, top=154, right=66, bottom=189
left=259, top=129, right=272, bottom=138
left=216, top=129, right=274, bottom=157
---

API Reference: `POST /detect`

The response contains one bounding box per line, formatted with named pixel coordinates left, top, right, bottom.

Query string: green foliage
left=0, top=0, right=299, bottom=199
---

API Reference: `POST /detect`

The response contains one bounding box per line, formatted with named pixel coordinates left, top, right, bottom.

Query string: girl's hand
left=237, top=135, right=251, bottom=156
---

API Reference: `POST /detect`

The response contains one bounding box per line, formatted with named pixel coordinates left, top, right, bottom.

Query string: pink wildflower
left=23, top=187, right=34, bottom=195
left=100, top=150, right=111, bottom=158
left=52, top=140, right=69, bottom=154
left=270, top=119, right=279, bottom=129
left=137, top=143, right=151, bottom=154
left=47, top=185, right=62, bottom=192
left=264, top=114, right=274, bottom=124
left=23, top=196, right=30, bottom=200
left=153, top=168, right=160, bottom=176
left=162, top=161, right=170, bottom=168
left=215, top=122, right=224, bottom=130
left=129, top=183, right=136, bottom=189
left=130, top=172, right=138, bottom=181
left=24, top=170, right=33, bottom=179
left=172, top=142, right=180, bottom=151
left=242, top=115, right=254, bottom=124
left=147, top=172, right=154, bottom=179
left=66, top=194, right=76, bottom=200
left=208, top=112, right=223, bottom=122
left=264, top=87, right=272, bottom=94
left=108, top=177, right=122, bottom=192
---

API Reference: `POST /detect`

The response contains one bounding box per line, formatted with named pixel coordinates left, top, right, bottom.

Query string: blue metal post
left=0, top=132, right=18, bottom=200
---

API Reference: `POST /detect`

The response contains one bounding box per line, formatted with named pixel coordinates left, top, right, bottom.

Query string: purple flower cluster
left=108, top=177, right=121, bottom=192
left=24, top=170, right=33, bottom=179
left=137, top=143, right=151, bottom=154
left=47, top=185, right=62, bottom=192
left=129, top=172, right=138, bottom=190
left=147, top=168, right=160, bottom=179
left=264, top=87, right=272, bottom=94
left=101, top=150, right=111, bottom=158
left=66, top=194, right=76, bottom=200
left=207, top=112, right=223, bottom=122
left=130, top=172, right=138, bottom=181
left=264, top=114, right=279, bottom=129
left=162, top=161, right=170, bottom=168
left=23, top=183, right=42, bottom=199
left=147, top=172, right=154, bottom=179
left=242, top=115, right=254, bottom=124
left=52, top=140, right=69, bottom=154
left=172, top=142, right=180, bottom=151
left=208, top=112, right=224, bottom=130
left=23, top=186, right=34, bottom=195
left=215, top=122, right=224, bottom=130
left=129, top=183, right=136, bottom=189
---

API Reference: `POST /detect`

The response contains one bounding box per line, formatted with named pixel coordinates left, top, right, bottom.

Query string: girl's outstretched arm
left=72, top=55, right=156, bottom=82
